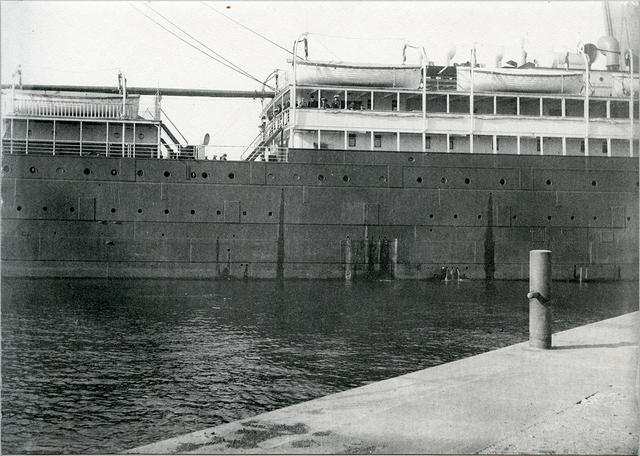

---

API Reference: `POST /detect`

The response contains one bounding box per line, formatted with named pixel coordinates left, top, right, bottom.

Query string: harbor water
left=1, top=278, right=637, bottom=454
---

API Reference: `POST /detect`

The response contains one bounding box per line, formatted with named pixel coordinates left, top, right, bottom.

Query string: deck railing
left=0, top=139, right=289, bottom=161
left=424, top=77, right=457, bottom=91
left=264, top=108, right=290, bottom=139
left=4, top=92, right=140, bottom=120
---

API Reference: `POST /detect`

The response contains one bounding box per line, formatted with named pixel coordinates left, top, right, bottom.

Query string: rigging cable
left=199, top=2, right=293, bottom=56
left=144, top=4, right=260, bottom=84
left=128, top=3, right=274, bottom=90
left=160, top=108, right=189, bottom=144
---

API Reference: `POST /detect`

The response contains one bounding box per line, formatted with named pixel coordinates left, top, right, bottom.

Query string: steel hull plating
left=1, top=149, right=637, bottom=280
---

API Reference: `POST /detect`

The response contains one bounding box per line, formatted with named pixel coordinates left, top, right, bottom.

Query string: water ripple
left=2, top=278, right=636, bottom=453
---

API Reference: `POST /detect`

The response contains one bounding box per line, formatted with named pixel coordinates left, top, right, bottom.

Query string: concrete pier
left=130, top=312, right=639, bottom=454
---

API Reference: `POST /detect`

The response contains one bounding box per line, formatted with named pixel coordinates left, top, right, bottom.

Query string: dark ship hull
left=1, top=148, right=637, bottom=280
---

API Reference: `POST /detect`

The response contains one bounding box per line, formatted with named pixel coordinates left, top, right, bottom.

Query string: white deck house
left=255, top=50, right=639, bottom=160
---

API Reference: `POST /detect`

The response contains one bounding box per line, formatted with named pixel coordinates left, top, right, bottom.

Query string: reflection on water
left=1, top=278, right=636, bottom=453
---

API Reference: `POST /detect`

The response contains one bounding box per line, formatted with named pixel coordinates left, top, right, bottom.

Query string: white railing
left=4, top=92, right=140, bottom=119
left=264, top=108, right=290, bottom=138
left=240, top=132, right=265, bottom=160
left=193, top=145, right=289, bottom=162
left=1, top=139, right=157, bottom=158
left=0, top=138, right=290, bottom=162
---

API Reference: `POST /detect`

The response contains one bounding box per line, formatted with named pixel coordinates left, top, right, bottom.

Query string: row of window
left=344, top=135, right=603, bottom=153
left=12, top=204, right=631, bottom=224
left=11, top=164, right=632, bottom=189
left=13, top=205, right=275, bottom=217
left=348, top=134, right=383, bottom=148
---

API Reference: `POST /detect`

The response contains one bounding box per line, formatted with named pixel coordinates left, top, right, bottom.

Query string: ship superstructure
left=253, top=35, right=638, bottom=161
left=0, top=74, right=218, bottom=160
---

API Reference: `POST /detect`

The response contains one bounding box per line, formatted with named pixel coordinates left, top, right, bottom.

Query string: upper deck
left=251, top=59, right=639, bottom=160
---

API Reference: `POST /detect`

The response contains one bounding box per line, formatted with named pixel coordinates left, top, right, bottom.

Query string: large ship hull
left=1, top=149, right=637, bottom=281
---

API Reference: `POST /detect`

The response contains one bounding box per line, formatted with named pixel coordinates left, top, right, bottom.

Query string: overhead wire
left=200, top=2, right=293, bottom=56
left=143, top=3, right=260, bottom=84
left=128, top=3, right=274, bottom=90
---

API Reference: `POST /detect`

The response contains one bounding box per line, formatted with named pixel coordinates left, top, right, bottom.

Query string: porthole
left=216, top=210, right=222, bottom=215
left=138, top=133, right=145, bottom=140
left=111, top=169, right=118, bottom=176
left=379, top=175, right=387, bottom=182
left=477, top=214, right=482, bottom=219
left=164, top=209, right=169, bottom=214
left=16, top=206, right=22, bottom=211
left=83, top=168, right=91, bottom=175
left=512, top=215, right=517, bottom=220
left=29, top=166, right=37, bottom=173
left=190, top=171, right=196, bottom=178
left=42, top=206, right=47, bottom=212
left=546, top=179, right=552, bottom=185
left=453, top=214, right=458, bottom=219
left=164, top=171, right=171, bottom=178
left=627, top=216, right=631, bottom=221
left=2, top=165, right=9, bottom=173
left=190, top=210, right=195, bottom=215
left=137, top=209, right=143, bottom=214
left=242, top=211, right=247, bottom=216
left=293, top=173, right=300, bottom=180
left=268, top=173, right=275, bottom=180
left=464, top=178, right=470, bottom=184
left=416, top=177, right=423, bottom=184
left=110, top=208, right=116, bottom=213
left=570, top=215, right=575, bottom=220
left=441, top=177, right=447, bottom=184
left=499, top=178, right=505, bottom=186
left=114, top=132, right=121, bottom=138
left=591, top=180, right=597, bottom=186
left=202, top=172, right=208, bottom=179
left=318, top=174, right=325, bottom=182
left=55, top=167, right=64, bottom=175
left=228, top=172, right=235, bottom=179
left=408, top=156, right=415, bottom=163
left=342, top=175, right=349, bottom=182
left=70, top=207, right=75, bottom=213
left=547, top=216, right=552, bottom=221
left=268, top=211, right=273, bottom=216
left=593, top=216, right=597, bottom=220
left=137, top=170, right=144, bottom=177
left=429, top=214, right=434, bottom=218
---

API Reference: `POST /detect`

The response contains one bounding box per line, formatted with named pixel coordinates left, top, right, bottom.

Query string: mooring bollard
left=344, top=236, right=353, bottom=281
left=528, top=249, right=552, bottom=349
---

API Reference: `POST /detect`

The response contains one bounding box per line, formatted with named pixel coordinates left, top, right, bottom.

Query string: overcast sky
left=1, top=1, right=608, bottom=156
